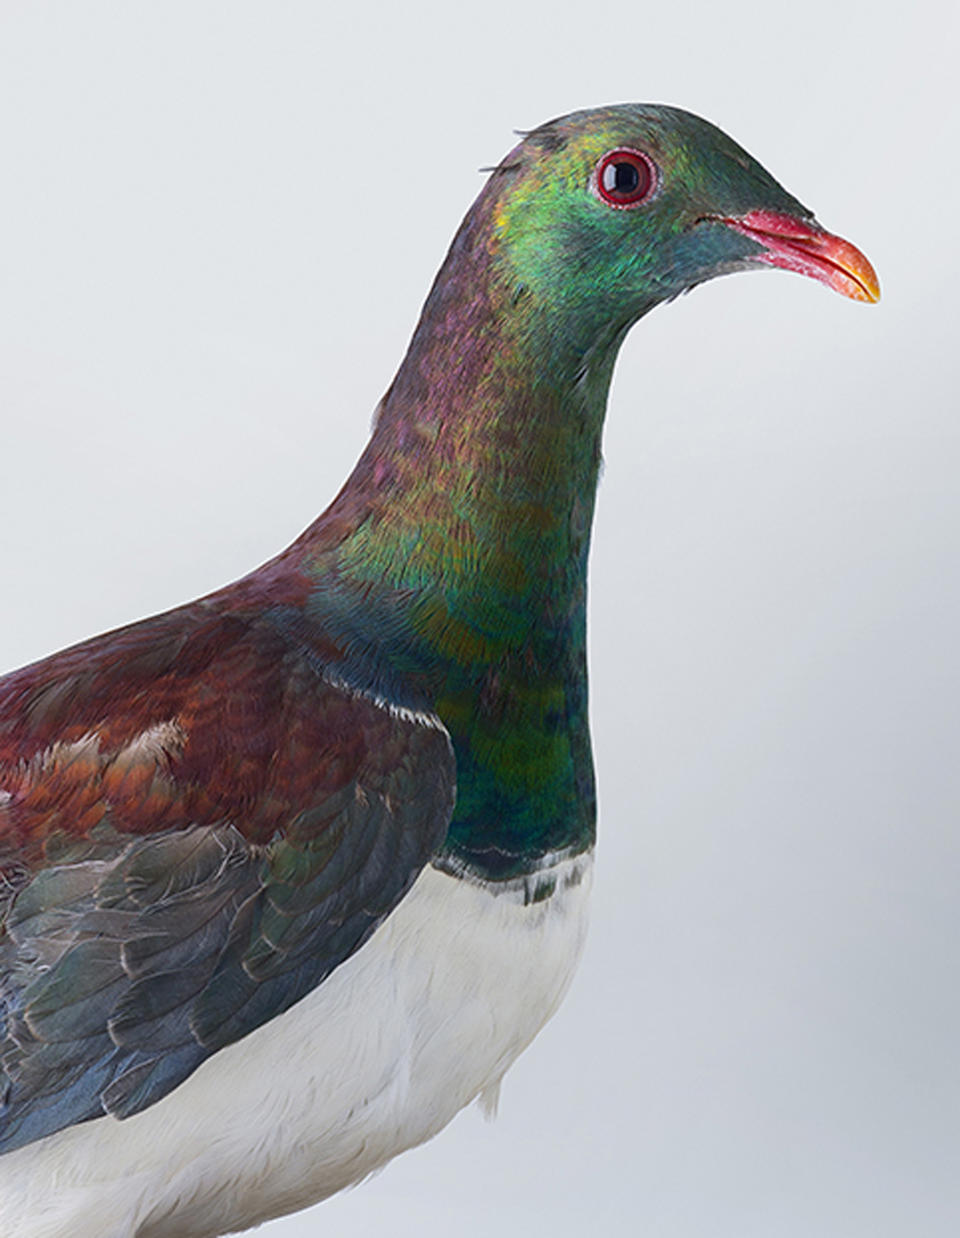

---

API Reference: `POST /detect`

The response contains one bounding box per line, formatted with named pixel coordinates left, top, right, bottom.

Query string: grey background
left=1, top=2, right=957, bottom=1235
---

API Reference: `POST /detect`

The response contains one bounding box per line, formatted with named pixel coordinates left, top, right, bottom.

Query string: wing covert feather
left=0, top=606, right=455, bottom=1153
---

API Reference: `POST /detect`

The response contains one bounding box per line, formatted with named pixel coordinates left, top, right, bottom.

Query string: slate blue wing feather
left=0, top=593, right=455, bottom=1153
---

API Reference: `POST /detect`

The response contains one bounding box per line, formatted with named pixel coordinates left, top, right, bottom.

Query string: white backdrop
left=1, top=3, right=957, bottom=1235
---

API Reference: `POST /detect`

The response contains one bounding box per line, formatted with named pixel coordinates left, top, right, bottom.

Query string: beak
left=719, top=210, right=880, bottom=303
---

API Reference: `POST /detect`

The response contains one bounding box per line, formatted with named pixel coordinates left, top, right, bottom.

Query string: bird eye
left=593, top=149, right=656, bottom=208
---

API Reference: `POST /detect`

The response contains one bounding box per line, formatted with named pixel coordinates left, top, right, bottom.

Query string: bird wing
left=0, top=601, right=455, bottom=1153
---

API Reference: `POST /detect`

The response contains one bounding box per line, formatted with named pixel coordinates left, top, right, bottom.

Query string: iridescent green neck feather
left=289, top=144, right=631, bottom=878
left=314, top=158, right=625, bottom=878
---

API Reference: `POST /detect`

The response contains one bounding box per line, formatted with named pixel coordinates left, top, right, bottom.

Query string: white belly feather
left=0, top=850, right=593, bottom=1238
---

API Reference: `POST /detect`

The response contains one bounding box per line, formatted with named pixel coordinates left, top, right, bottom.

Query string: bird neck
left=287, top=194, right=629, bottom=877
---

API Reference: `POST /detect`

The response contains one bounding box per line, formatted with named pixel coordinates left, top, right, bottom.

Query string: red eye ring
left=593, top=148, right=657, bottom=209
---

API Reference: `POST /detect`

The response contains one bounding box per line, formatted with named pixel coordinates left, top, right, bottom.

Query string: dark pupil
left=604, top=160, right=640, bottom=196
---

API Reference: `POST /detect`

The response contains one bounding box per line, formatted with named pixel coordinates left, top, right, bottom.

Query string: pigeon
left=0, top=104, right=878, bottom=1238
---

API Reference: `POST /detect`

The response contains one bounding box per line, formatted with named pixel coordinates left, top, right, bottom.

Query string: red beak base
left=721, top=210, right=880, bottom=303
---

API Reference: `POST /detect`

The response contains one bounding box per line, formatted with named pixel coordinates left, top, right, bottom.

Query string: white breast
left=0, top=850, right=593, bottom=1238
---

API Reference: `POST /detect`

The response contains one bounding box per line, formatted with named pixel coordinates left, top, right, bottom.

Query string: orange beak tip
left=723, top=211, right=880, bottom=305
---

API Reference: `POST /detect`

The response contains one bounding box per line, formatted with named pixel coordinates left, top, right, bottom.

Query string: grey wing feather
left=0, top=710, right=454, bottom=1152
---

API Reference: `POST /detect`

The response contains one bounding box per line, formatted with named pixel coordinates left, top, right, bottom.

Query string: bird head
left=483, top=104, right=878, bottom=342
